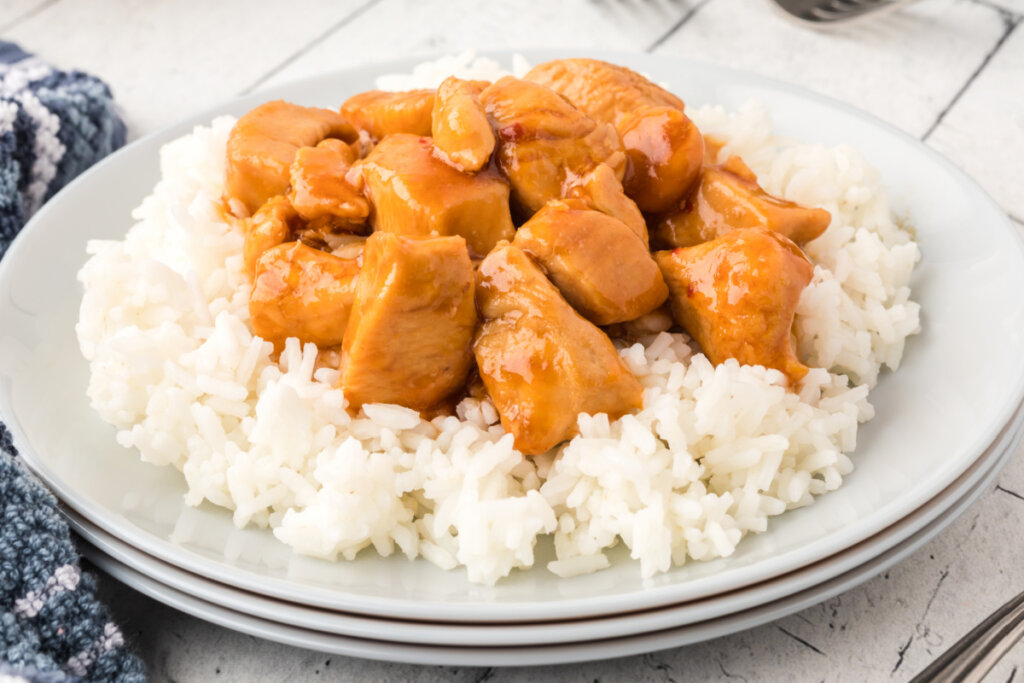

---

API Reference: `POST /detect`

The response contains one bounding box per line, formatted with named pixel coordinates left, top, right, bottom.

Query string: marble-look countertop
left=5, top=0, right=1024, bottom=680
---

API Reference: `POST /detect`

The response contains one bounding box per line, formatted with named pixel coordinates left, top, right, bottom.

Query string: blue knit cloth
left=0, top=40, right=125, bottom=258
left=0, top=42, right=144, bottom=682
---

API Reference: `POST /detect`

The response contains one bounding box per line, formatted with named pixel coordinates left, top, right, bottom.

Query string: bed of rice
left=75, top=55, right=921, bottom=586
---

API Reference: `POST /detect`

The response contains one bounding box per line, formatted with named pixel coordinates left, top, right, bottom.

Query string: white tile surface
left=1, top=0, right=371, bottom=135
left=258, top=0, right=700, bottom=89
left=927, top=19, right=1024, bottom=221
left=0, top=0, right=49, bottom=31
left=655, top=0, right=1007, bottom=137
left=983, top=0, right=1024, bottom=14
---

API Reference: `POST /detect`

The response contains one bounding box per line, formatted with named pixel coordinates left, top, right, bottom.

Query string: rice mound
left=76, top=55, right=920, bottom=585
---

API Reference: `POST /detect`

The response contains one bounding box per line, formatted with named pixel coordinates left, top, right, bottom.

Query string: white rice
left=76, top=54, right=920, bottom=585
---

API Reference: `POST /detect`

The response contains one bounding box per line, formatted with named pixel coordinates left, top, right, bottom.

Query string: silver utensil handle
left=912, top=589, right=1024, bottom=682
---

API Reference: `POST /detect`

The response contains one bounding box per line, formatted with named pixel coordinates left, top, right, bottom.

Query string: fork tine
left=769, top=0, right=916, bottom=25
left=810, top=0, right=897, bottom=21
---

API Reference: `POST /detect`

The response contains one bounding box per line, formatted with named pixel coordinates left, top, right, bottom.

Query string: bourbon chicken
left=357, top=133, right=514, bottom=256
left=222, top=58, right=833, bottom=455
left=431, top=77, right=495, bottom=172
left=225, top=100, right=357, bottom=216
left=249, top=241, right=362, bottom=352
left=287, top=139, right=368, bottom=232
left=525, top=58, right=703, bottom=214
left=513, top=199, right=667, bottom=326
left=340, top=89, right=435, bottom=140
left=341, top=233, right=477, bottom=412
left=474, top=243, right=643, bottom=454
left=655, top=227, right=814, bottom=385
left=479, top=76, right=626, bottom=217
left=652, top=156, right=831, bottom=250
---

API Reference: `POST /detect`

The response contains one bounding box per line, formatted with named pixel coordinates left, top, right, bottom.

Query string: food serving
left=77, top=54, right=921, bottom=585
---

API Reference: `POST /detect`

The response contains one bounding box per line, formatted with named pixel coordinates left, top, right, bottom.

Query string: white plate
left=79, top=414, right=1021, bottom=666
left=67, top=400, right=1024, bottom=648
left=3, top=51, right=1024, bottom=623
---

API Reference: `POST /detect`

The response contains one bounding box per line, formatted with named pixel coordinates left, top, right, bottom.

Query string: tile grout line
left=0, top=0, right=62, bottom=36
left=921, top=11, right=1021, bottom=142
left=645, top=0, right=714, bottom=52
left=238, top=0, right=384, bottom=96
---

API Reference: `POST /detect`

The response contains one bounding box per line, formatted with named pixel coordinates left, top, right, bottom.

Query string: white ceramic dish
left=79, top=416, right=1021, bottom=666
left=3, top=51, right=1024, bottom=624
left=67, top=400, right=1024, bottom=648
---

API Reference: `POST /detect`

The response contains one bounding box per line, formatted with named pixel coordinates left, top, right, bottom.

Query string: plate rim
left=79, top=420, right=1017, bottom=666
left=66, top=401, right=1024, bottom=645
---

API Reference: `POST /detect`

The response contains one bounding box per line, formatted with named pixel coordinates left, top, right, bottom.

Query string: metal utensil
left=769, top=0, right=917, bottom=26
left=911, top=589, right=1024, bottom=682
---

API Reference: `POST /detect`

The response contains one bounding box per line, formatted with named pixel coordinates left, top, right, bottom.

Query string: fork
left=768, top=0, right=918, bottom=26
left=910, top=588, right=1024, bottom=682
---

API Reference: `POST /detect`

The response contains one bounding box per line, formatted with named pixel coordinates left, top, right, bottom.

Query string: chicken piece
left=358, top=134, right=515, bottom=256
left=655, top=227, right=814, bottom=385
left=243, top=196, right=301, bottom=277
left=475, top=243, right=643, bottom=455
left=249, top=241, right=362, bottom=352
left=720, top=155, right=757, bottom=181
left=288, top=139, right=369, bottom=232
left=652, top=156, right=832, bottom=249
left=340, top=89, right=434, bottom=140
left=567, top=163, right=648, bottom=243
left=225, top=100, right=357, bottom=216
left=525, top=60, right=702, bottom=215
left=513, top=200, right=667, bottom=325
left=432, top=77, right=495, bottom=172
left=619, top=107, right=704, bottom=214
left=525, top=58, right=684, bottom=129
left=479, top=76, right=625, bottom=216
left=341, top=233, right=476, bottom=412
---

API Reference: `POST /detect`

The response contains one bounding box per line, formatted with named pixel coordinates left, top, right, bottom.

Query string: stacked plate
left=2, top=54, right=1024, bottom=666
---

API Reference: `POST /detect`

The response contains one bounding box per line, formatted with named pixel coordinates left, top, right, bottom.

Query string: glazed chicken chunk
left=525, top=58, right=685, bottom=129
left=288, top=139, right=369, bottom=232
left=568, top=163, right=648, bottom=242
left=243, top=195, right=300, bottom=277
left=225, top=100, right=356, bottom=215
left=358, top=134, right=515, bottom=256
left=513, top=199, right=668, bottom=326
left=653, top=156, right=832, bottom=249
left=474, top=243, right=643, bottom=455
left=618, top=106, right=704, bottom=214
left=526, top=59, right=702, bottom=214
left=655, top=227, right=814, bottom=385
left=250, top=241, right=362, bottom=352
left=431, top=77, right=495, bottom=172
left=340, top=89, right=434, bottom=140
left=479, top=76, right=626, bottom=216
left=341, top=233, right=477, bottom=412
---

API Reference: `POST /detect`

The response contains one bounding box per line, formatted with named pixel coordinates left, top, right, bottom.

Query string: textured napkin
left=0, top=40, right=125, bottom=257
left=0, top=41, right=144, bottom=682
